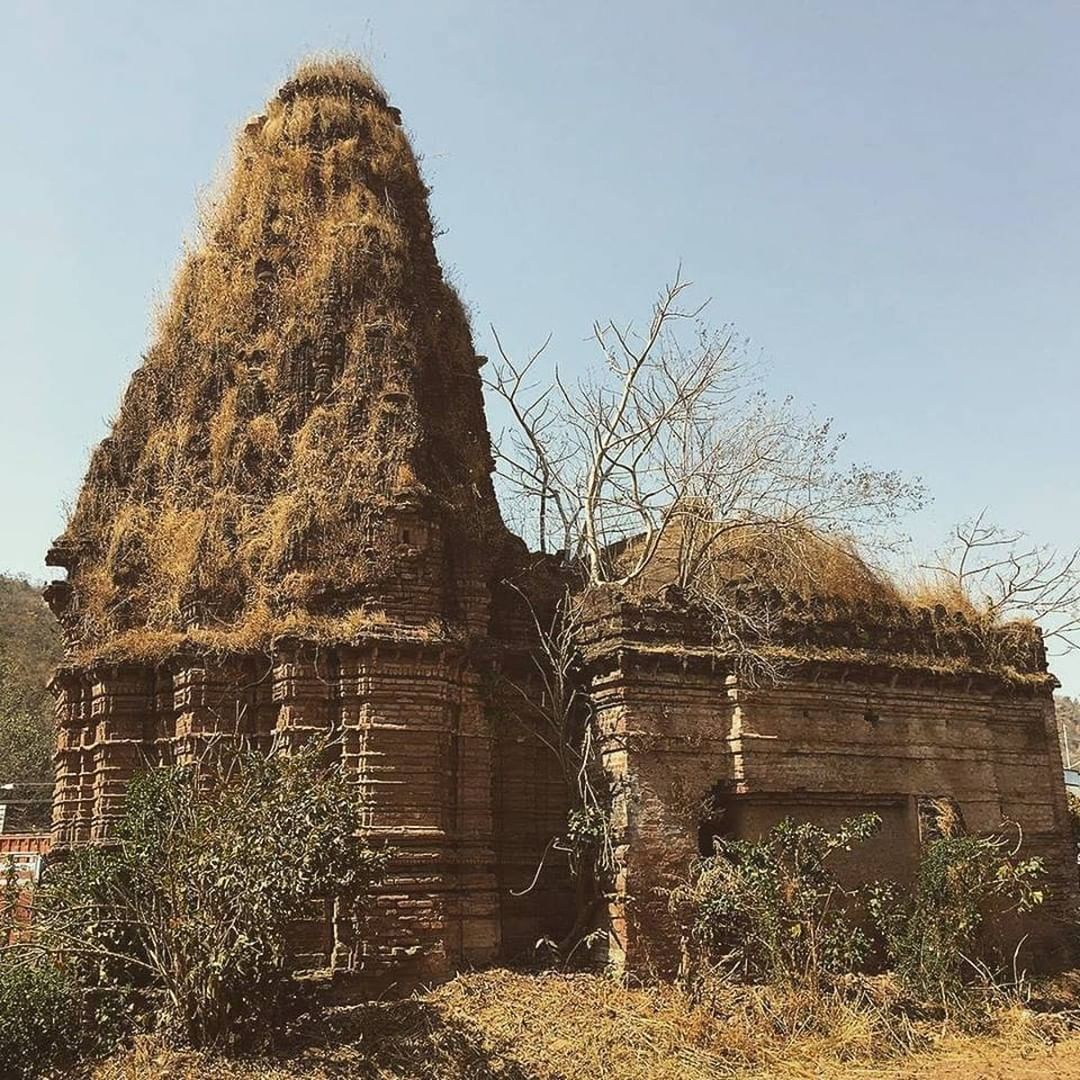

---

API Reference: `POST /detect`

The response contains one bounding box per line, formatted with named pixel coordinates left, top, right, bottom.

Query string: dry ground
left=92, top=969, right=1080, bottom=1080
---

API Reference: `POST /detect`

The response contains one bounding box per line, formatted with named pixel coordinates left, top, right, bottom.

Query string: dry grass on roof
left=629, top=519, right=904, bottom=607
left=58, top=55, right=506, bottom=660
left=705, top=524, right=902, bottom=606
left=75, top=607, right=453, bottom=667
left=901, top=573, right=985, bottom=621
left=630, top=519, right=1015, bottom=630
left=286, top=53, right=387, bottom=98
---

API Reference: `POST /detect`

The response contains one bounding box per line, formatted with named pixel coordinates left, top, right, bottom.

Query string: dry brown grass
left=600, top=517, right=1049, bottom=682
left=288, top=53, right=388, bottom=99
left=700, top=523, right=904, bottom=606
left=58, top=55, right=506, bottom=663
left=631, top=517, right=1031, bottom=645
left=627, top=517, right=978, bottom=612
left=89, top=969, right=1080, bottom=1080
left=903, top=573, right=985, bottom=620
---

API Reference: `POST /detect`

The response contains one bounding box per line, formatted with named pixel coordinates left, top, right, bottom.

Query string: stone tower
left=44, top=59, right=570, bottom=983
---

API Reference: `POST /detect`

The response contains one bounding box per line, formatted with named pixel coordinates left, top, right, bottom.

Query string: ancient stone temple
left=578, top=587, right=1079, bottom=975
left=43, top=59, right=570, bottom=985
left=44, top=58, right=1078, bottom=985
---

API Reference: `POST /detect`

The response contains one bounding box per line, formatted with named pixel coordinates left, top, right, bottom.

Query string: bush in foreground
left=671, top=813, right=882, bottom=986
left=870, top=828, right=1045, bottom=1003
left=674, top=812, right=1046, bottom=1007
left=24, top=740, right=387, bottom=1058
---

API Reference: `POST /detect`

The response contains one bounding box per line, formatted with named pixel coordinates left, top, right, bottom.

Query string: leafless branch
left=922, top=511, right=1080, bottom=652
left=486, top=275, right=925, bottom=613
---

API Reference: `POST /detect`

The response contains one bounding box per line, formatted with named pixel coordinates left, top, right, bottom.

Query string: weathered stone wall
left=585, top=655, right=735, bottom=973
left=50, top=588, right=1079, bottom=988
left=489, top=673, right=576, bottom=960
left=49, top=636, right=568, bottom=988
left=582, top=598, right=1079, bottom=977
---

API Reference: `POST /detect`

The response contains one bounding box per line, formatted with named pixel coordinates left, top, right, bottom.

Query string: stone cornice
left=577, top=586, right=1052, bottom=693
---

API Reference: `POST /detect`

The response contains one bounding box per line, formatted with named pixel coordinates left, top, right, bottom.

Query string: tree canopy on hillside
left=0, top=574, right=62, bottom=829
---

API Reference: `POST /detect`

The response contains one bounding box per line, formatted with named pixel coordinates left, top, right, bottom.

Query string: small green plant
left=33, top=740, right=387, bottom=1052
left=1066, top=791, right=1080, bottom=854
left=869, top=827, right=1044, bottom=1003
left=0, top=958, right=93, bottom=1080
left=671, top=813, right=882, bottom=987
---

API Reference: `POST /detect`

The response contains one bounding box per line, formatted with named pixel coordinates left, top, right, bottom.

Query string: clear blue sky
left=2, top=2, right=1077, bottom=691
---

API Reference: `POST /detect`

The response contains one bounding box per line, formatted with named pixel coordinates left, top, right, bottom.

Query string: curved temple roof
left=49, top=58, right=511, bottom=661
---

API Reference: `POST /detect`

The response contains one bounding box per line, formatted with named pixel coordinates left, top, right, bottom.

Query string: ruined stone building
left=44, top=60, right=1078, bottom=985
left=579, top=587, right=1078, bottom=973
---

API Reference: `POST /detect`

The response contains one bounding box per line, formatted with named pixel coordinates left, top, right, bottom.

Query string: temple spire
left=50, top=57, right=509, bottom=661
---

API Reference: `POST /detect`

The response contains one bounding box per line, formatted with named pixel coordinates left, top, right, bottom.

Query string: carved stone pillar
left=171, top=657, right=249, bottom=765
left=87, top=665, right=154, bottom=841
left=49, top=670, right=85, bottom=849
left=272, top=639, right=334, bottom=752
left=334, top=643, right=499, bottom=987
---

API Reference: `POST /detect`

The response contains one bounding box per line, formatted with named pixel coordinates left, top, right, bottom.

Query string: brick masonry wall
left=53, top=582, right=1073, bottom=989
left=586, top=640, right=1080, bottom=978
left=489, top=672, right=575, bottom=960
left=49, top=637, right=568, bottom=991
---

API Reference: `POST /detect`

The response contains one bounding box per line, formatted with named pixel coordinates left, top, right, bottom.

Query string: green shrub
left=35, top=741, right=388, bottom=1052
left=869, top=829, right=1044, bottom=1002
left=671, top=813, right=881, bottom=986
left=673, top=813, right=1046, bottom=1007
left=0, top=958, right=90, bottom=1079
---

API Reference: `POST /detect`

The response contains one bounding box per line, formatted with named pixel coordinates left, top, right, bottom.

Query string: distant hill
left=0, top=574, right=63, bottom=830
left=1057, top=694, right=1080, bottom=769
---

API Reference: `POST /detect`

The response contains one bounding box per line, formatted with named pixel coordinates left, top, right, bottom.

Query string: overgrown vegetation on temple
left=47, top=57, right=510, bottom=665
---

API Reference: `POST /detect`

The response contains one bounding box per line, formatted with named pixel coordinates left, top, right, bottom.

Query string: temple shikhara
left=43, top=60, right=1078, bottom=986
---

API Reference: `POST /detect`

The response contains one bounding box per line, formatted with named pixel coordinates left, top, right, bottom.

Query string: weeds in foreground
left=673, top=811, right=1047, bottom=1011
left=671, top=813, right=882, bottom=988
left=869, top=827, right=1045, bottom=1006
left=1, top=741, right=388, bottom=1074
left=89, top=969, right=1080, bottom=1080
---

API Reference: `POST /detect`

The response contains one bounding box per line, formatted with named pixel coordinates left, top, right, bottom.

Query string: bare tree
left=921, top=510, right=1080, bottom=652
left=487, top=272, right=925, bottom=602
left=485, top=275, right=926, bottom=956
